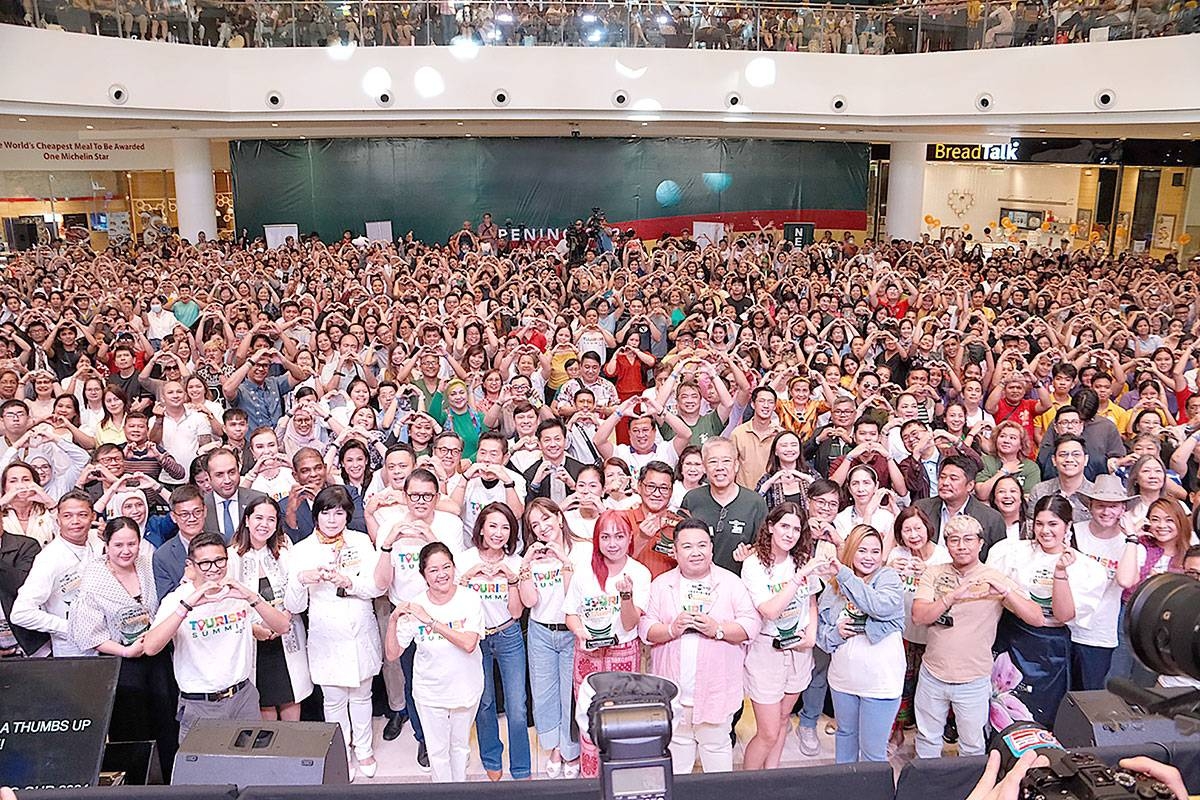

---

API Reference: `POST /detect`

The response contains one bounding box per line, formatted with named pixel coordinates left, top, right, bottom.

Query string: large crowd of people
left=0, top=219, right=1198, bottom=785
left=5, top=0, right=1197, bottom=50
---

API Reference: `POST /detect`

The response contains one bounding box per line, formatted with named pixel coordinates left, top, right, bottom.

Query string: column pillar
left=885, top=141, right=929, bottom=241
left=172, top=138, right=216, bottom=242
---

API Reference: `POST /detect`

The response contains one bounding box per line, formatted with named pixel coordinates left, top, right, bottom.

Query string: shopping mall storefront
left=883, top=138, right=1199, bottom=260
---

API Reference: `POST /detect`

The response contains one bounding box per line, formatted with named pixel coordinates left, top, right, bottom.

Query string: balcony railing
left=3, top=0, right=1197, bottom=52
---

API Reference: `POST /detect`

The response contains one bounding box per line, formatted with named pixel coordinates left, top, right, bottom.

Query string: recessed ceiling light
left=465, top=133, right=471, bottom=137
left=85, top=124, right=94, bottom=130
left=17, top=117, right=26, bottom=122
left=299, top=135, right=306, bottom=140
left=1185, top=132, right=1193, bottom=137
left=271, top=123, right=279, bottom=127
left=1038, top=128, right=1046, bottom=132
left=457, top=121, right=463, bottom=126
left=819, top=126, right=826, bottom=130
left=641, top=122, right=648, bottom=126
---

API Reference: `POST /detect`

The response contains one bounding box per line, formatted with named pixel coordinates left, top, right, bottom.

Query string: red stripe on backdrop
left=611, top=209, right=869, bottom=240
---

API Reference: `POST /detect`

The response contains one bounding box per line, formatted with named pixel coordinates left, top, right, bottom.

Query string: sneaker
left=942, top=719, right=958, bottom=744
left=382, top=710, right=407, bottom=741
left=797, top=726, right=821, bottom=757
left=416, top=741, right=430, bottom=770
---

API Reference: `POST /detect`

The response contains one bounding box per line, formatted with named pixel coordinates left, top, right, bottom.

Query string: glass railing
left=4, top=0, right=1196, bottom=51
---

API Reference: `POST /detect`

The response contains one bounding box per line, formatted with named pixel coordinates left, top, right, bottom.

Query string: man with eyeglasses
left=625, top=462, right=685, bottom=579
left=805, top=395, right=857, bottom=478
left=911, top=515, right=1045, bottom=759
left=1027, top=435, right=1095, bottom=525
left=153, top=485, right=211, bottom=600
left=144, top=532, right=290, bottom=742
left=1037, top=396, right=1124, bottom=482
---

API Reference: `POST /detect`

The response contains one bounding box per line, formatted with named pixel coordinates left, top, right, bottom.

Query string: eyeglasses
left=435, top=446, right=463, bottom=456
left=1056, top=452, right=1085, bottom=461
left=407, top=492, right=436, bottom=503
left=174, top=509, right=205, bottom=520
left=945, top=535, right=980, bottom=546
left=189, top=556, right=228, bottom=572
left=642, top=483, right=672, bottom=496
left=810, top=497, right=839, bottom=509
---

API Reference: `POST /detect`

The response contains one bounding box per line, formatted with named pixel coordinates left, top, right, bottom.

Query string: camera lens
left=1126, top=573, right=1200, bottom=680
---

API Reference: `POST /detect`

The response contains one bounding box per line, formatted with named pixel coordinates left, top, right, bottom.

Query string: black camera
left=991, top=722, right=1176, bottom=800
left=586, top=672, right=676, bottom=800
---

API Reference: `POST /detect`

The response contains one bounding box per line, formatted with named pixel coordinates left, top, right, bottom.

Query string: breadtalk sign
left=0, top=134, right=173, bottom=170
left=927, top=142, right=1020, bottom=162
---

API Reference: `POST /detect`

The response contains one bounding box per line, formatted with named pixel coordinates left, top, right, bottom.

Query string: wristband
left=381, top=545, right=393, bottom=553
left=502, top=482, right=515, bottom=489
left=180, top=599, right=195, bottom=612
left=1125, top=536, right=1139, bottom=545
left=619, top=591, right=633, bottom=601
left=250, top=598, right=261, bottom=607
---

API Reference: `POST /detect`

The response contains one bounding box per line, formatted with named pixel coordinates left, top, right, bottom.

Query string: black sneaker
left=417, top=741, right=430, bottom=770
left=942, top=718, right=959, bottom=744
left=383, top=710, right=407, bottom=741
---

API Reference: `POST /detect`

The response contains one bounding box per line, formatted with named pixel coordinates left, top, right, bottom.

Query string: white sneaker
left=797, top=726, right=821, bottom=757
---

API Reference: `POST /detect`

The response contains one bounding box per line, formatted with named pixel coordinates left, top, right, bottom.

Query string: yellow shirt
left=1098, top=400, right=1131, bottom=434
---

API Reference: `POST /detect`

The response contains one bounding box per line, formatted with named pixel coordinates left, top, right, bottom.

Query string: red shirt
left=995, top=397, right=1039, bottom=442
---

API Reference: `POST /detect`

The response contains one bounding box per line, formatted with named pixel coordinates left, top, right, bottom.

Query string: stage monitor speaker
left=1054, top=689, right=1199, bottom=748
left=172, top=721, right=349, bottom=787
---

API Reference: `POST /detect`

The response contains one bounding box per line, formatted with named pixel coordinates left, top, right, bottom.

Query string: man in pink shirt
left=639, top=519, right=760, bottom=773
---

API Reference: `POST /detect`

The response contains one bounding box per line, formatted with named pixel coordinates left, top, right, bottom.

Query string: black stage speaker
left=172, top=721, right=349, bottom=787
left=1054, top=689, right=1200, bottom=748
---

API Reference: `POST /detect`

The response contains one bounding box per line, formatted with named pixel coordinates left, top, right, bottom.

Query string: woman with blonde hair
left=975, top=420, right=1041, bottom=498
left=818, top=524, right=905, bottom=763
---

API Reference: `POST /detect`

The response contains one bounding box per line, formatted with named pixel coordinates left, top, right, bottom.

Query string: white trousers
left=322, top=677, right=375, bottom=762
left=415, top=700, right=480, bottom=782
left=669, top=706, right=734, bottom=774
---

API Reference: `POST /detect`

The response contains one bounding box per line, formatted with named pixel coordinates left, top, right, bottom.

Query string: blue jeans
left=830, top=690, right=900, bottom=763
left=399, top=642, right=424, bottom=744
left=799, top=644, right=831, bottom=729
left=527, top=620, right=579, bottom=761
left=476, top=623, right=532, bottom=778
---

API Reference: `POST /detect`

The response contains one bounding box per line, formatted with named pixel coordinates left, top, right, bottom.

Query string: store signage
left=0, top=133, right=173, bottom=171
left=927, top=141, right=1020, bottom=162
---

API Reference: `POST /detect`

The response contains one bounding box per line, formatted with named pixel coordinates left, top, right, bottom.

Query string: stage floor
left=355, top=705, right=939, bottom=783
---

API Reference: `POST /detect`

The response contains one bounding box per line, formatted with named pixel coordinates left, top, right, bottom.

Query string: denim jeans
left=527, top=620, right=580, bottom=761
left=830, top=690, right=900, bottom=763
left=799, top=644, right=832, bottom=729
left=914, top=666, right=990, bottom=758
left=399, top=641, right=425, bottom=744
left=476, top=623, right=532, bottom=778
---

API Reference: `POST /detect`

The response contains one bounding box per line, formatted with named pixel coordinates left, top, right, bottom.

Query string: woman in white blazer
left=231, top=495, right=314, bottom=721
left=285, top=486, right=383, bottom=780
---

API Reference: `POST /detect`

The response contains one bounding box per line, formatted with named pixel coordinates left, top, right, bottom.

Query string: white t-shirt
left=740, top=553, right=821, bottom=639
left=887, top=544, right=951, bottom=645
left=526, top=542, right=588, bottom=625
left=156, top=582, right=258, bottom=693
left=460, top=471, right=527, bottom=547
left=563, top=557, right=652, bottom=646
left=395, top=586, right=485, bottom=709
left=11, top=537, right=95, bottom=657
left=1070, top=523, right=1125, bottom=648
left=834, top=506, right=896, bottom=543
left=614, top=440, right=679, bottom=471
left=828, top=628, right=905, bottom=700
left=456, top=548, right=522, bottom=629
left=251, top=468, right=296, bottom=502
left=986, top=540, right=1108, bottom=635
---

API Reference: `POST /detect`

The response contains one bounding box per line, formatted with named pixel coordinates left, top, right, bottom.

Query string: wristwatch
left=715, top=625, right=725, bottom=641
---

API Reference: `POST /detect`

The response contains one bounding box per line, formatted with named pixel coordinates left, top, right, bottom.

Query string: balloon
left=924, top=214, right=934, bottom=225
left=655, top=180, right=682, bottom=208
left=1068, top=223, right=1078, bottom=235
left=1000, top=216, right=1011, bottom=227
left=962, top=223, right=971, bottom=232
left=932, top=218, right=941, bottom=228
left=1040, top=221, right=1050, bottom=231
left=988, top=220, right=997, bottom=229
left=1090, top=230, right=1101, bottom=241
left=1180, top=233, right=1193, bottom=245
